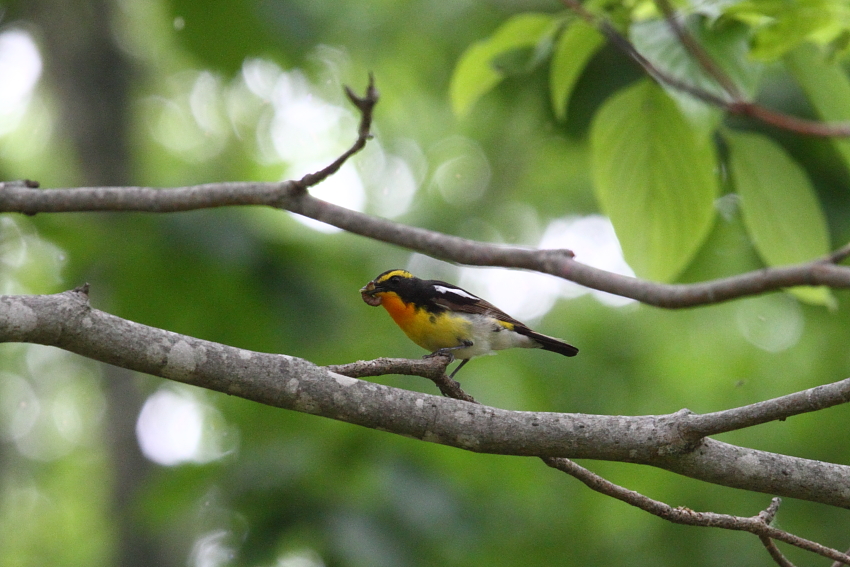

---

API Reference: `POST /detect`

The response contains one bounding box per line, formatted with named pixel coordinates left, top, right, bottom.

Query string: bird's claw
left=424, top=348, right=456, bottom=362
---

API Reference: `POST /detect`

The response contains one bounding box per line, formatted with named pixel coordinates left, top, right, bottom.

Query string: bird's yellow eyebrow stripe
left=376, top=269, right=412, bottom=283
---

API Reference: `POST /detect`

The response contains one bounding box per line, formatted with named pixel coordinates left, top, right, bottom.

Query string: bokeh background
left=1, top=1, right=850, bottom=566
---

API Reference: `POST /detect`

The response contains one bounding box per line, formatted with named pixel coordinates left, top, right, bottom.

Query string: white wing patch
left=434, top=285, right=478, bottom=300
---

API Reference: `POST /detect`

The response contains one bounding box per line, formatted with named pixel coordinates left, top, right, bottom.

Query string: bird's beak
left=360, top=280, right=382, bottom=306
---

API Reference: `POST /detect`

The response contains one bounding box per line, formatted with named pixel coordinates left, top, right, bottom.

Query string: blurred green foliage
left=450, top=1, right=850, bottom=289
left=1, top=1, right=850, bottom=566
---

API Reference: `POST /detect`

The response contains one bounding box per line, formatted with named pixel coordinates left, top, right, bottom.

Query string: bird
left=360, top=269, right=578, bottom=378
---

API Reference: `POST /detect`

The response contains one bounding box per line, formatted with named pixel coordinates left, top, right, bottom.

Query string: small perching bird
left=360, top=269, right=578, bottom=378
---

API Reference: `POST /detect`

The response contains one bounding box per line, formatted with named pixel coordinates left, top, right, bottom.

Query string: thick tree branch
left=2, top=288, right=850, bottom=508
left=334, top=358, right=850, bottom=442
left=372, top=366, right=850, bottom=565
left=418, top=368, right=850, bottom=566
left=396, top=348, right=850, bottom=565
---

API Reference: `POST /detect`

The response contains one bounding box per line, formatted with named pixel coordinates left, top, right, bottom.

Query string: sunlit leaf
left=591, top=80, right=718, bottom=282
left=724, top=0, right=850, bottom=60
left=549, top=20, right=604, bottom=121
left=450, top=13, right=558, bottom=117
left=785, top=43, right=850, bottom=177
left=725, top=129, right=835, bottom=307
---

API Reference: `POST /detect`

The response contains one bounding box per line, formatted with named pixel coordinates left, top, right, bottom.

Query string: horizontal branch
left=2, top=181, right=850, bottom=308
left=3, top=77, right=849, bottom=308
left=681, top=379, right=850, bottom=439
left=367, top=355, right=850, bottom=563
left=2, top=288, right=850, bottom=507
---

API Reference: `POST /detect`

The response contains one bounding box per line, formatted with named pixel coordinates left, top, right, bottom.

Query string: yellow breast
left=378, top=292, right=471, bottom=352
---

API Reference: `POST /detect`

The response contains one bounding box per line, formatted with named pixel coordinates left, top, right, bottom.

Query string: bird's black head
left=360, top=269, right=436, bottom=307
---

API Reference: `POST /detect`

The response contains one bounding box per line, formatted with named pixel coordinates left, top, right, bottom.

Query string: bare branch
left=3, top=76, right=850, bottom=308
left=327, top=356, right=450, bottom=380
left=831, top=547, right=850, bottom=567
left=3, top=179, right=850, bottom=307
left=329, top=358, right=850, bottom=442
left=729, top=102, right=850, bottom=137
left=416, top=361, right=850, bottom=565
left=758, top=497, right=782, bottom=524
left=293, top=74, right=379, bottom=191
left=546, top=456, right=850, bottom=563
left=2, top=289, right=850, bottom=507
left=678, top=377, right=850, bottom=440
left=827, top=242, right=850, bottom=264
left=328, top=355, right=474, bottom=401
left=760, top=536, right=797, bottom=567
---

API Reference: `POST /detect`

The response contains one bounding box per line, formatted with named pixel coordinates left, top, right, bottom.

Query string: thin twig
left=293, top=73, right=379, bottom=191
left=654, top=0, right=743, bottom=99
left=541, top=456, right=850, bottom=564
left=327, top=356, right=451, bottom=381
left=758, top=497, right=783, bottom=524
left=729, top=102, right=850, bottom=137
left=4, top=178, right=850, bottom=307
left=560, top=0, right=727, bottom=105
left=326, top=354, right=475, bottom=401
left=760, top=536, right=797, bottom=567
left=826, top=241, right=850, bottom=264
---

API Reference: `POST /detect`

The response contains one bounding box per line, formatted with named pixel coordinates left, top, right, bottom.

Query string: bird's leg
left=424, top=340, right=473, bottom=360
left=448, top=358, right=470, bottom=379
left=423, top=340, right=473, bottom=379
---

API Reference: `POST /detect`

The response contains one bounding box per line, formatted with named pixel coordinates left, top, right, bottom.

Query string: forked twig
left=294, top=73, right=379, bottom=190
left=415, top=367, right=850, bottom=566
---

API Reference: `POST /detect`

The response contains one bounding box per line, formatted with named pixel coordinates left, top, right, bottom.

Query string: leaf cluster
left=450, top=3, right=850, bottom=306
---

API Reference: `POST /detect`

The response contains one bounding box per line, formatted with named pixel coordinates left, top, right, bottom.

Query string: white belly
left=452, top=315, right=539, bottom=359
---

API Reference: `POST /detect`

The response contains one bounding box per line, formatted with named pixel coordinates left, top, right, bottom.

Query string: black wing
left=426, top=280, right=524, bottom=324
left=427, top=279, right=578, bottom=357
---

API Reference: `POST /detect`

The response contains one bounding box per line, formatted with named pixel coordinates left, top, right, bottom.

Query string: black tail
left=520, top=328, right=578, bottom=357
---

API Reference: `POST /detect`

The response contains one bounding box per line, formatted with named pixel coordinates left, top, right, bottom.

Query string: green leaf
left=630, top=16, right=761, bottom=132
left=785, top=43, right=850, bottom=177
left=549, top=21, right=605, bottom=121
left=725, top=129, right=835, bottom=306
left=724, top=0, right=850, bottom=60
left=450, top=13, right=558, bottom=117
left=591, top=80, right=719, bottom=282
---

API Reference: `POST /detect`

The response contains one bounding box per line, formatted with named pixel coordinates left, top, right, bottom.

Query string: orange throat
left=378, top=292, right=418, bottom=329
